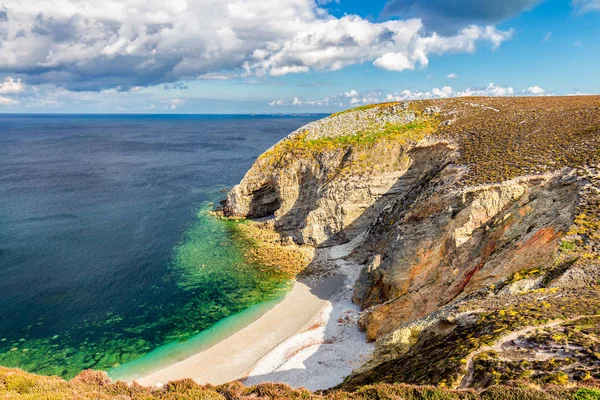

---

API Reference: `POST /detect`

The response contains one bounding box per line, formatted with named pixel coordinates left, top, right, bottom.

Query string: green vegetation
left=307, top=120, right=433, bottom=147
left=472, top=316, right=600, bottom=387
left=574, top=388, right=600, bottom=400
left=340, top=287, right=600, bottom=391
left=504, top=268, right=545, bottom=286
left=2, top=366, right=599, bottom=400
left=258, top=118, right=435, bottom=170
left=329, top=102, right=398, bottom=117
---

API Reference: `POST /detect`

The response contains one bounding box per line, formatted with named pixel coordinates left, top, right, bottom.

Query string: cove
left=0, top=114, right=319, bottom=379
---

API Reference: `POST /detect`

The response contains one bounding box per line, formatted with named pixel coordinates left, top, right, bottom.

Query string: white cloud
left=543, top=32, right=552, bottom=42
left=198, top=73, right=236, bottom=80
left=275, top=83, right=528, bottom=108
left=432, top=86, right=454, bottom=97
left=456, top=83, right=514, bottom=97
left=572, top=0, right=600, bottom=13
left=525, top=85, right=546, bottom=95
left=0, top=1, right=513, bottom=91
left=401, top=83, right=513, bottom=98
left=0, top=95, right=19, bottom=105
left=373, top=52, right=416, bottom=72
left=386, top=88, right=447, bottom=101
left=164, top=98, right=184, bottom=110
left=0, top=77, right=23, bottom=94
left=447, top=73, right=458, bottom=79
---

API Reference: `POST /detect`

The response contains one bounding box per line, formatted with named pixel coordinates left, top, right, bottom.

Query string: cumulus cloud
left=572, top=0, right=600, bottom=13
left=525, top=85, right=546, bottom=95
left=383, top=0, right=543, bottom=32
left=0, top=95, right=19, bottom=105
left=456, top=83, right=514, bottom=97
left=383, top=84, right=515, bottom=100
left=271, top=83, right=529, bottom=107
left=0, top=0, right=512, bottom=91
left=0, top=77, right=23, bottom=94
left=447, top=73, right=458, bottom=79
left=374, top=53, right=415, bottom=72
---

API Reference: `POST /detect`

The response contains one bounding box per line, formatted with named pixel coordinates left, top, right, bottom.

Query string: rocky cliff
left=225, top=96, right=600, bottom=389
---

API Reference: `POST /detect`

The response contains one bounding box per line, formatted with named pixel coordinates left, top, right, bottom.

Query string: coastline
left=135, top=276, right=344, bottom=387
left=243, top=240, right=375, bottom=391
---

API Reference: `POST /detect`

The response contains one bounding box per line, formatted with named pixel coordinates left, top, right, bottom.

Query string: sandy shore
left=243, top=244, right=374, bottom=391
left=136, top=276, right=343, bottom=387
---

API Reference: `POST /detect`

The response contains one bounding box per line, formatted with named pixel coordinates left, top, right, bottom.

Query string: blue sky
left=0, top=0, right=598, bottom=113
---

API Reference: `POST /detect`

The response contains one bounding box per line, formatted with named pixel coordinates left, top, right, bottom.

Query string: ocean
left=0, top=114, right=321, bottom=379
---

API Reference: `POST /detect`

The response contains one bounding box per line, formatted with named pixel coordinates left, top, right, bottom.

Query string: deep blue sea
left=0, top=114, right=321, bottom=379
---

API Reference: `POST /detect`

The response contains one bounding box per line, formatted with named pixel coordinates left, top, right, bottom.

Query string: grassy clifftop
left=255, top=96, right=600, bottom=186
left=428, top=96, right=600, bottom=185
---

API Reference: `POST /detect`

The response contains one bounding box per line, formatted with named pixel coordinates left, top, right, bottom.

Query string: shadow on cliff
left=238, top=143, right=458, bottom=390
left=274, top=167, right=323, bottom=240
left=275, top=143, right=456, bottom=250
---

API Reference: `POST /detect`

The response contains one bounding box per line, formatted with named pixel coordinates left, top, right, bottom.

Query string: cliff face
left=355, top=170, right=581, bottom=340
left=225, top=103, right=432, bottom=246
left=225, top=96, right=600, bottom=389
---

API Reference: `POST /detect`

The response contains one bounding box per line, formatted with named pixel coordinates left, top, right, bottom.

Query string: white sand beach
left=243, top=244, right=374, bottom=391
left=136, top=276, right=343, bottom=387
left=137, top=237, right=374, bottom=391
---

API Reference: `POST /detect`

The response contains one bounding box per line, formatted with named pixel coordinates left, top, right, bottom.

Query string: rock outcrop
left=225, top=96, right=600, bottom=389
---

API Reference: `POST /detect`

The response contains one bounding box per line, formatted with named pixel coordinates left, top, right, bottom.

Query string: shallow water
left=0, top=114, right=321, bottom=378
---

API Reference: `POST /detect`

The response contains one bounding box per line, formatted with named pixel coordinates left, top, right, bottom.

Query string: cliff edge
left=225, top=96, right=600, bottom=389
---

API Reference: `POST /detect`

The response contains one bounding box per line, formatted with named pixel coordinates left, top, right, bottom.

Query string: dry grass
left=2, top=366, right=600, bottom=400
left=427, top=96, right=600, bottom=186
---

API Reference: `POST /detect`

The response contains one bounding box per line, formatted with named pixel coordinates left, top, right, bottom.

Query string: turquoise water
left=108, top=204, right=292, bottom=381
left=108, top=296, right=283, bottom=381
left=0, top=115, right=320, bottom=378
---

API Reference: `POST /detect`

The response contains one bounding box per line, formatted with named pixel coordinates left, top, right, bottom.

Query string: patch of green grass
left=330, top=102, right=399, bottom=117
left=574, top=388, right=600, bottom=400
left=257, top=118, right=436, bottom=170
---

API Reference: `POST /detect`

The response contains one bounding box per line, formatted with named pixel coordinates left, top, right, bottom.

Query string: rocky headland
left=223, top=96, right=600, bottom=390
